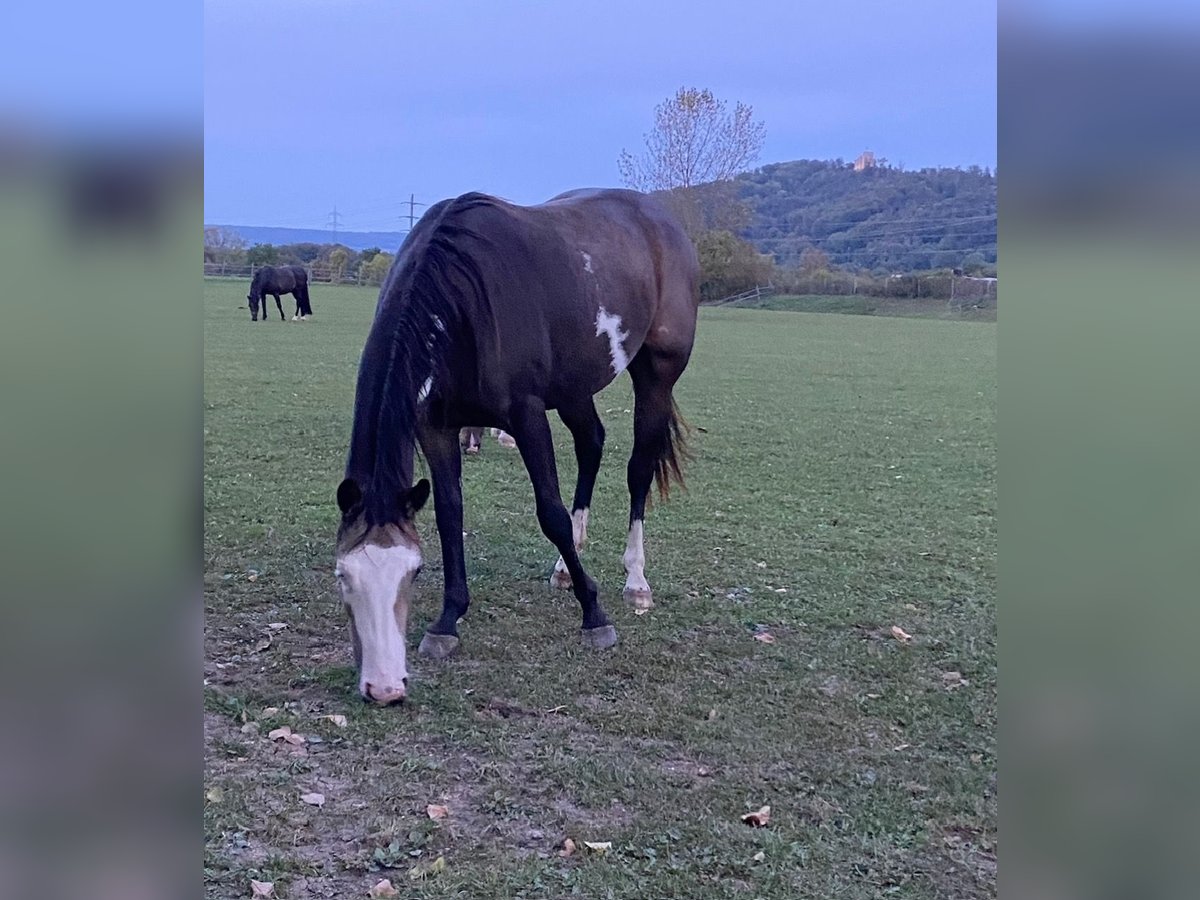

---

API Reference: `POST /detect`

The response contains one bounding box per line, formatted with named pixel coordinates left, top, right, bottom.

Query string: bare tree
left=203, top=226, right=247, bottom=264
left=618, top=87, right=766, bottom=237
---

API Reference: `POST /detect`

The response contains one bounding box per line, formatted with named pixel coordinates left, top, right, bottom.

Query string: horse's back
left=456, top=189, right=698, bottom=399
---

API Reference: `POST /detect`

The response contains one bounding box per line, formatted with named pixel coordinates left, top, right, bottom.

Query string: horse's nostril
left=363, top=682, right=406, bottom=705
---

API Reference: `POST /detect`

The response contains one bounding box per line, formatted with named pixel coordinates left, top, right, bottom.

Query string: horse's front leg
left=418, top=426, right=470, bottom=660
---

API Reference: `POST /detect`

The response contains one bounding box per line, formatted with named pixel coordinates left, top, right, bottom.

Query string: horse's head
left=334, top=477, right=431, bottom=704
left=247, top=292, right=259, bottom=321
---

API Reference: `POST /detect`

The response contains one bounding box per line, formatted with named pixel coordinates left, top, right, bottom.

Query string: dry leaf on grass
left=582, top=841, right=612, bottom=853
left=753, top=632, right=776, bottom=644
left=633, top=608, right=649, bottom=616
left=262, top=707, right=280, bottom=717
left=268, top=726, right=306, bottom=746
left=942, top=671, right=969, bottom=688
left=707, top=708, right=718, bottom=721
left=741, top=805, right=771, bottom=827
left=426, top=804, right=449, bottom=820
left=267, top=622, right=287, bottom=630
left=205, top=787, right=224, bottom=803
left=300, top=792, right=325, bottom=807
left=368, top=879, right=398, bottom=898
left=890, top=625, right=912, bottom=642
left=752, top=850, right=766, bottom=862
left=324, top=714, right=348, bottom=728
left=559, top=838, right=577, bottom=857
left=252, top=638, right=272, bottom=653
left=250, top=879, right=274, bottom=898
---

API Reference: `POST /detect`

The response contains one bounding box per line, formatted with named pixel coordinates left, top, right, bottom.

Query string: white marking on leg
left=497, top=430, right=517, bottom=449
left=595, top=307, right=630, bottom=376
left=580, top=251, right=594, bottom=273
left=551, top=508, right=589, bottom=587
left=623, top=520, right=651, bottom=599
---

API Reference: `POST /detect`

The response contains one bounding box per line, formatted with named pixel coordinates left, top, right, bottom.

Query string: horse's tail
left=653, top=398, right=692, bottom=501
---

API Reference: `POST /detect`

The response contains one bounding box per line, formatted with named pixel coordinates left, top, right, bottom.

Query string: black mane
left=346, top=194, right=497, bottom=526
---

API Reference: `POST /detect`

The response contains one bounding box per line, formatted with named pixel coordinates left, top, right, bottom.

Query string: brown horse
left=334, top=188, right=699, bottom=704
left=247, top=265, right=313, bottom=322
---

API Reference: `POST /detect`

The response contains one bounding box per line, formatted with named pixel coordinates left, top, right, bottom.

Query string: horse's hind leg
left=623, top=347, right=690, bottom=608
left=549, top=400, right=605, bottom=590
left=509, top=398, right=615, bottom=649
left=274, top=294, right=285, bottom=320
left=418, top=426, right=471, bottom=660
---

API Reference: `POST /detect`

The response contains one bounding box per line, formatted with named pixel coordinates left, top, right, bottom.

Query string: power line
left=402, top=193, right=427, bottom=231
left=327, top=204, right=342, bottom=243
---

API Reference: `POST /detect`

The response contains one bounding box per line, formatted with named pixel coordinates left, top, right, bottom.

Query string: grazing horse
left=248, top=265, right=314, bottom=322
left=334, top=188, right=699, bottom=704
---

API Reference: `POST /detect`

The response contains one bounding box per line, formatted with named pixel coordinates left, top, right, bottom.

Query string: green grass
left=728, top=293, right=997, bottom=321
left=204, top=279, right=996, bottom=898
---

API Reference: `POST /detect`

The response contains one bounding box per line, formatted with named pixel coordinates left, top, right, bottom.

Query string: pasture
left=204, top=279, right=996, bottom=898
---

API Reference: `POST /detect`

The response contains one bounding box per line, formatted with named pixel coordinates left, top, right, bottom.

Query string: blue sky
left=205, top=0, right=996, bottom=231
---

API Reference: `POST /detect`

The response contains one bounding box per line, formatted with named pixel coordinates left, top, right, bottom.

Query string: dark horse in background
left=248, top=265, right=314, bottom=321
left=334, top=188, right=699, bottom=704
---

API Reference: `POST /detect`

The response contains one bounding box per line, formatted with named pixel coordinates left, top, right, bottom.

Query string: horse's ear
left=336, top=478, right=362, bottom=514
left=403, top=479, right=430, bottom=517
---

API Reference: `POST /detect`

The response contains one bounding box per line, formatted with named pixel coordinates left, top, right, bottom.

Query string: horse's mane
left=348, top=194, right=496, bottom=526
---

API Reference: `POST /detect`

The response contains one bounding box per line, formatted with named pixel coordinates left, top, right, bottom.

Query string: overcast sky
left=205, top=0, right=996, bottom=231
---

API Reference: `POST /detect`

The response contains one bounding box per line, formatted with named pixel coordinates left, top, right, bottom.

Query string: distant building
left=853, top=150, right=876, bottom=171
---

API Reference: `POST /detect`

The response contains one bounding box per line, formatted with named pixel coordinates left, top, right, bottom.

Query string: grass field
left=204, top=279, right=996, bottom=898
left=725, top=293, right=997, bottom=321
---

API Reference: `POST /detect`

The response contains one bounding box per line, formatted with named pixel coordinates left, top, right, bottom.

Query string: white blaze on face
left=595, top=307, right=630, bottom=376
left=335, top=541, right=422, bottom=702
left=552, top=508, right=590, bottom=579
left=623, top=520, right=651, bottom=595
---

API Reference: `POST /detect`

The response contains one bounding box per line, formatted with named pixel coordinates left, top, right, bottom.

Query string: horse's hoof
left=418, top=632, right=460, bottom=660
left=549, top=569, right=572, bottom=590
left=580, top=625, right=618, bottom=650
left=623, top=588, right=654, bottom=609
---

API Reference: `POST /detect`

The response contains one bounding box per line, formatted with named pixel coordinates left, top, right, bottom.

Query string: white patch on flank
left=623, top=520, right=651, bottom=595
left=580, top=251, right=594, bottom=273
left=552, top=508, right=590, bottom=580
left=417, top=376, right=434, bottom=403
left=335, top=542, right=423, bottom=702
left=595, top=306, right=630, bottom=376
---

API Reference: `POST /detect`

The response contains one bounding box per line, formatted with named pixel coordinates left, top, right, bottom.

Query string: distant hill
left=213, top=158, right=996, bottom=274
left=736, top=159, right=996, bottom=273
left=210, top=224, right=409, bottom=254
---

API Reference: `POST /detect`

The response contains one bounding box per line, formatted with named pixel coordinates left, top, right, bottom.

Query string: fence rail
left=706, top=284, right=777, bottom=306
left=202, top=261, right=386, bottom=286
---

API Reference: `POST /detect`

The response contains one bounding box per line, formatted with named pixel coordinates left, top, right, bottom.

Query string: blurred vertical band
left=0, top=2, right=200, bottom=898
left=1002, top=5, right=1200, bottom=898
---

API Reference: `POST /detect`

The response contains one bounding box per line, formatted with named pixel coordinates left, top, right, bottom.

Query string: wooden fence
left=706, top=284, right=777, bottom=306
left=202, top=262, right=386, bottom=286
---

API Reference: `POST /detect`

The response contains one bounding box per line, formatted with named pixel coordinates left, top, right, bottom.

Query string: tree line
left=204, top=226, right=396, bottom=284
left=205, top=87, right=995, bottom=303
